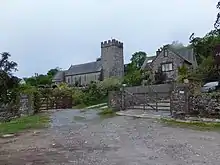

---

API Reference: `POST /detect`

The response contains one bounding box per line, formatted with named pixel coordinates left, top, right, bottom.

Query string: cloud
left=0, top=0, right=218, bottom=77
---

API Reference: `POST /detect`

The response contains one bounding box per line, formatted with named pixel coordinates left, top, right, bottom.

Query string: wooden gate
left=39, top=95, right=72, bottom=111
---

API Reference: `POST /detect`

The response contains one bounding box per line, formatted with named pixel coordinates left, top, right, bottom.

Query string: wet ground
left=1, top=109, right=220, bottom=165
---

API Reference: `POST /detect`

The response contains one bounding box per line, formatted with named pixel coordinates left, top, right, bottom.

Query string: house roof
left=169, top=46, right=195, bottom=64
left=141, top=56, right=156, bottom=70
left=65, top=61, right=102, bottom=76
left=52, top=71, right=65, bottom=82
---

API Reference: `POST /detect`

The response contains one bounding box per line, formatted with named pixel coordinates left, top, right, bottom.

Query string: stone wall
left=0, top=94, right=34, bottom=122
left=19, top=94, right=34, bottom=115
left=170, top=84, right=189, bottom=117
left=108, top=91, right=122, bottom=111
left=170, top=84, right=220, bottom=119
left=109, top=83, right=220, bottom=119
left=188, top=94, right=220, bottom=118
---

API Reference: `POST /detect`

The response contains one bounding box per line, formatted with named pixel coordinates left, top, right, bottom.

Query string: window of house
left=67, top=77, right=70, bottom=84
left=164, top=50, right=168, bottom=57
left=84, top=75, right=86, bottom=81
left=161, top=63, right=173, bottom=72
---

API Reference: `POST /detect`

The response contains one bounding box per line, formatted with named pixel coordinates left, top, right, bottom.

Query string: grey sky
left=0, top=0, right=218, bottom=77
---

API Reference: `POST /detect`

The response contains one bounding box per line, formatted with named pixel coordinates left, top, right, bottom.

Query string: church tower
left=101, top=39, right=124, bottom=79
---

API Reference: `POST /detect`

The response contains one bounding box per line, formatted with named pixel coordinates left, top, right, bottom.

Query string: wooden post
left=121, top=87, right=125, bottom=110
left=46, top=97, right=48, bottom=110
left=156, top=93, right=158, bottom=112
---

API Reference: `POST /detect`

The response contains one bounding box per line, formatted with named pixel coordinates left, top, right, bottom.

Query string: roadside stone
left=1, top=134, right=15, bottom=138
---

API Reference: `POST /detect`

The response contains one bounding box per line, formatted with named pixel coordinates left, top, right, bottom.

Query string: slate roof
left=52, top=71, right=65, bottom=82
left=169, top=46, right=195, bottom=64
left=65, top=61, right=102, bottom=76
left=141, top=56, right=156, bottom=70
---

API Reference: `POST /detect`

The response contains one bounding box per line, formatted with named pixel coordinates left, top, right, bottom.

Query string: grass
left=87, top=103, right=107, bottom=109
left=98, top=108, right=116, bottom=116
left=72, top=104, right=87, bottom=109
left=160, top=118, right=220, bottom=131
left=0, top=114, right=50, bottom=135
left=73, top=97, right=108, bottom=110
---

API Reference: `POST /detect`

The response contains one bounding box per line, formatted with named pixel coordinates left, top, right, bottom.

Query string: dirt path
left=1, top=109, right=220, bottom=165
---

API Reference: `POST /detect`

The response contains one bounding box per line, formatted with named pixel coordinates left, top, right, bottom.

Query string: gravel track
left=0, top=109, right=220, bottom=165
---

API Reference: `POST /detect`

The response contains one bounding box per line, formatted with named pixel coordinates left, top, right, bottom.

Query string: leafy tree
left=215, top=1, right=220, bottom=29
left=47, top=67, right=59, bottom=77
left=24, top=67, right=60, bottom=86
left=130, top=51, right=147, bottom=69
left=124, top=51, right=150, bottom=86
left=177, top=64, right=190, bottom=83
left=189, top=30, right=220, bottom=65
left=178, top=56, right=219, bottom=83
left=123, top=70, right=142, bottom=86
left=0, top=52, right=19, bottom=104
left=170, top=41, right=185, bottom=49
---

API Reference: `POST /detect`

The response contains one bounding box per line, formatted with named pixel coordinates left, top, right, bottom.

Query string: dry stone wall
left=0, top=94, right=34, bottom=122
left=109, top=84, right=220, bottom=119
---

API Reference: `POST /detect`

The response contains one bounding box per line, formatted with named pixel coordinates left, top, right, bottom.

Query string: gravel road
left=1, top=109, right=220, bottom=165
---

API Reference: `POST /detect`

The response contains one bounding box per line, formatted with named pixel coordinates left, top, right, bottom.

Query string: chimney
left=156, top=49, right=161, bottom=56
left=96, top=57, right=101, bottom=62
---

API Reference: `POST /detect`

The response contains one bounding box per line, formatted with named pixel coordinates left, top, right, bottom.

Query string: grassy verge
left=0, top=114, right=50, bottom=135
left=73, top=97, right=108, bottom=110
left=72, top=104, right=87, bottom=109
left=87, top=103, right=107, bottom=109
left=98, top=108, right=116, bottom=116
left=160, top=118, right=220, bottom=131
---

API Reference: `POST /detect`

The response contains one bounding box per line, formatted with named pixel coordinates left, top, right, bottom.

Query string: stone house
left=52, top=39, right=124, bottom=86
left=141, top=45, right=197, bottom=82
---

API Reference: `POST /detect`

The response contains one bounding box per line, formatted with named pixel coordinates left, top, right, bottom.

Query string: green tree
left=124, top=51, right=149, bottom=86
left=190, top=30, right=220, bottom=65
left=123, top=70, right=142, bottom=86
left=130, top=51, right=147, bottom=69
left=0, top=52, right=19, bottom=104
left=215, top=1, right=220, bottom=29
left=170, top=41, right=185, bottom=49
left=24, top=67, right=60, bottom=86
left=177, top=64, right=190, bottom=83
left=47, top=67, right=59, bottom=77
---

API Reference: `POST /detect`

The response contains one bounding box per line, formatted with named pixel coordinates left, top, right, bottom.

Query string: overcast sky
left=0, top=0, right=219, bottom=77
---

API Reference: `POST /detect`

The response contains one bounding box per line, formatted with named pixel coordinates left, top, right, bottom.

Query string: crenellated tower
left=101, top=39, right=124, bottom=79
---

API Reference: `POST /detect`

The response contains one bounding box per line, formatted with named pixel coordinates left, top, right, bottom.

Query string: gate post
left=121, top=84, right=127, bottom=110
left=156, top=93, right=158, bottom=112
left=121, top=84, right=125, bottom=110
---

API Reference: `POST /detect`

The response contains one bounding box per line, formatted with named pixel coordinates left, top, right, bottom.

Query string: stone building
left=52, top=39, right=124, bottom=86
left=141, top=44, right=197, bottom=82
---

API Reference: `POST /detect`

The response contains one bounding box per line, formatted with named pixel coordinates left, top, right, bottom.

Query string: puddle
left=73, top=116, right=86, bottom=121
left=50, top=109, right=115, bottom=128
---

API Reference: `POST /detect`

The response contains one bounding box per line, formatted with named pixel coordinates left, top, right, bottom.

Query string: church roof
left=52, top=71, right=65, bottom=82
left=65, top=61, right=102, bottom=76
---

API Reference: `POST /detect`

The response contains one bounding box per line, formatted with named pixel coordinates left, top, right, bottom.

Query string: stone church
left=52, top=39, right=124, bottom=86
